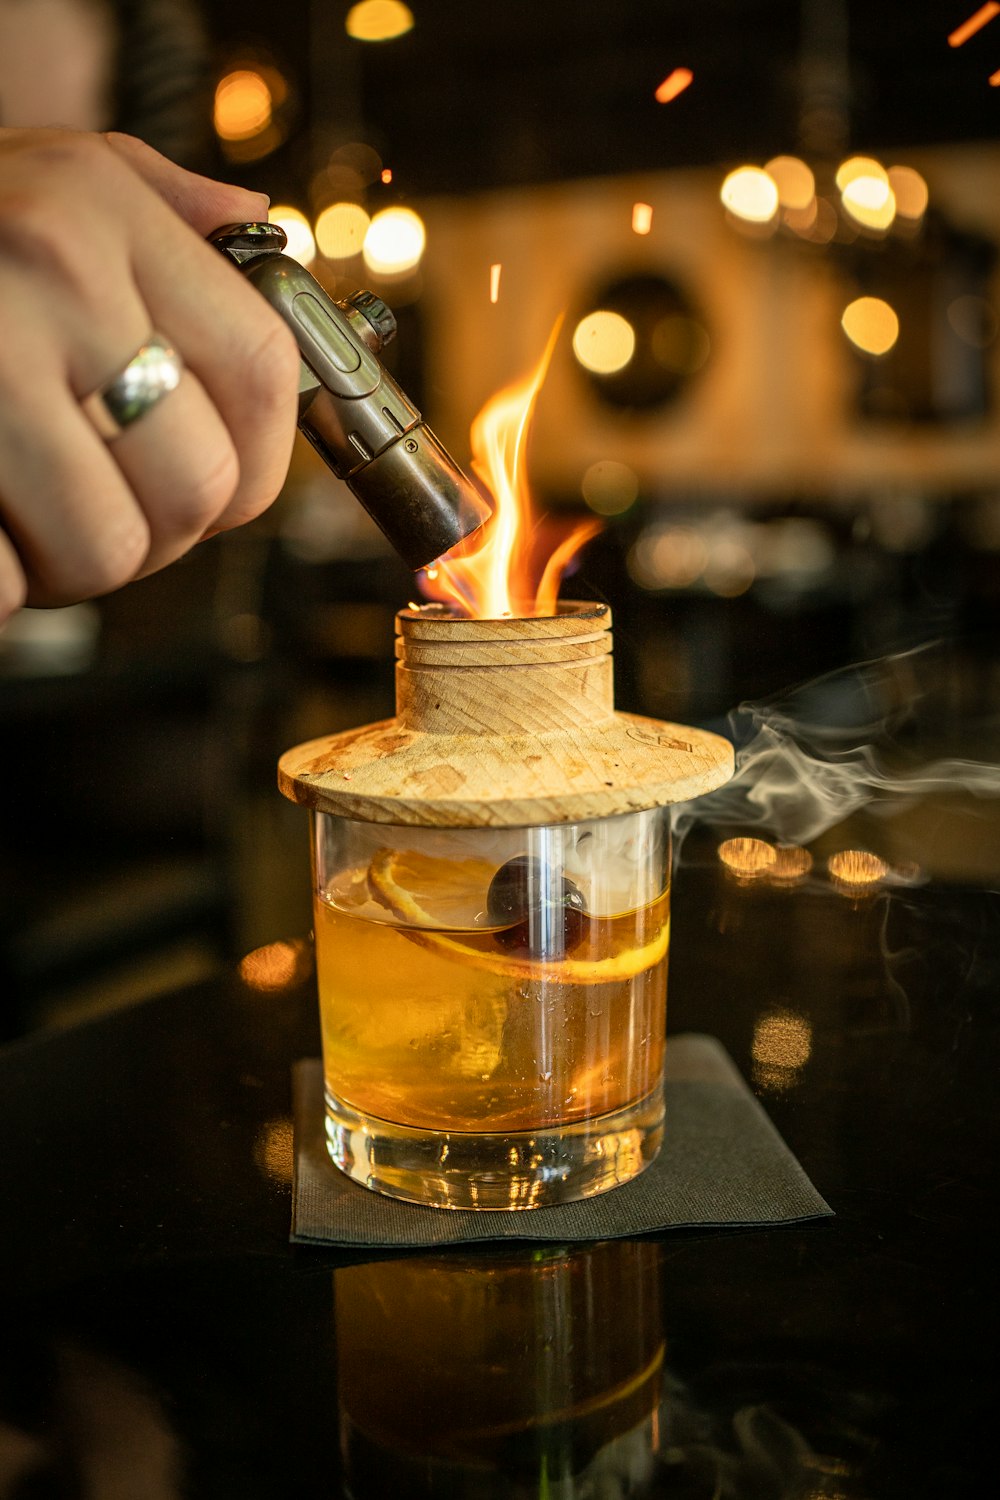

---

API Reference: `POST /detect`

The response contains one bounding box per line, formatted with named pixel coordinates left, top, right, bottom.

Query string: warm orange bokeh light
left=632, top=202, right=654, bottom=234
left=842, top=297, right=900, bottom=356
left=948, top=3, right=999, bottom=48
left=835, top=156, right=888, bottom=191
left=239, top=939, right=313, bottom=991
left=888, top=165, right=929, bottom=219
left=721, top=166, right=779, bottom=224
left=654, top=67, right=693, bottom=103
left=420, top=325, right=599, bottom=618
left=828, top=850, right=889, bottom=890
left=214, top=69, right=272, bottom=141
left=490, top=263, right=502, bottom=303
left=718, top=837, right=776, bottom=881
left=764, top=155, right=815, bottom=210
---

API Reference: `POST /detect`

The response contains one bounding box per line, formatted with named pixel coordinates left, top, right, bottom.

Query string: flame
left=419, top=320, right=600, bottom=618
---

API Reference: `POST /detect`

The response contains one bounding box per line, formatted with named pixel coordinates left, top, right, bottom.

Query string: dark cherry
left=487, top=854, right=588, bottom=955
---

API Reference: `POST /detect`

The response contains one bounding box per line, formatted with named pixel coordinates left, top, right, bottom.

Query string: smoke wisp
left=672, top=646, right=1000, bottom=851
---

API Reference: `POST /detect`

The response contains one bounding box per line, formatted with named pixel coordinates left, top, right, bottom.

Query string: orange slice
left=367, top=847, right=496, bottom=928
left=368, top=846, right=669, bottom=983
left=397, top=922, right=670, bottom=985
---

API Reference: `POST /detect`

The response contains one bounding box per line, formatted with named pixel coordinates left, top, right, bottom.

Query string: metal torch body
left=211, top=223, right=488, bottom=571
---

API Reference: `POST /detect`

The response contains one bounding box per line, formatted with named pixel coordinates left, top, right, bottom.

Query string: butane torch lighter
left=211, top=222, right=489, bottom=571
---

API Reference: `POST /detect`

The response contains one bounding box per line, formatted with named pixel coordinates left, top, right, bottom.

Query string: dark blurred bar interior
left=2, top=0, right=999, bottom=1036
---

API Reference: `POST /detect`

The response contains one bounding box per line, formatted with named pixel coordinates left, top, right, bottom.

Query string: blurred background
left=2, top=0, right=999, bottom=1036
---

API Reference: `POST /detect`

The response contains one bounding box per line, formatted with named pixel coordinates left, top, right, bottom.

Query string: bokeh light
left=572, top=310, right=636, bottom=373
left=346, top=1, right=414, bottom=41
left=764, top=155, right=815, bottom=210
left=888, top=165, right=929, bottom=220
left=828, top=850, right=889, bottom=894
left=718, top=837, right=776, bottom=881
left=363, top=206, right=426, bottom=274
left=238, top=938, right=313, bottom=992
left=704, top=539, right=755, bottom=596
left=632, top=202, right=654, bottom=235
left=654, top=67, right=693, bottom=103
left=581, top=460, right=640, bottom=515
left=841, top=175, right=896, bottom=231
left=269, top=206, right=316, bottom=265
left=835, top=156, right=888, bottom=191
left=214, top=69, right=272, bottom=140
left=841, top=297, right=900, bottom=356
left=628, top=527, right=708, bottom=590
left=720, top=166, right=779, bottom=224
left=315, top=202, right=371, bottom=259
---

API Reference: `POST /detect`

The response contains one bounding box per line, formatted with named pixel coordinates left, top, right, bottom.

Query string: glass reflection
left=334, top=1240, right=663, bottom=1497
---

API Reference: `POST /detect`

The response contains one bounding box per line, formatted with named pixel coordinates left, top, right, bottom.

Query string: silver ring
left=81, top=333, right=183, bottom=441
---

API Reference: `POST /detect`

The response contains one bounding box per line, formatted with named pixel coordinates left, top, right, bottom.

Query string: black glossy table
left=1, top=838, right=997, bottom=1497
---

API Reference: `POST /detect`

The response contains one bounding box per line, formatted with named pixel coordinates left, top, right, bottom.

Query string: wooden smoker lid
left=278, top=603, right=733, bottom=828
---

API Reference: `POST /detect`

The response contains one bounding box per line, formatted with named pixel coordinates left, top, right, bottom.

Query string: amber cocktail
left=312, top=811, right=670, bottom=1207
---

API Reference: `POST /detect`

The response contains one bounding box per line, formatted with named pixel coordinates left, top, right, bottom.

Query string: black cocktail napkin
left=290, top=1033, right=832, bottom=1246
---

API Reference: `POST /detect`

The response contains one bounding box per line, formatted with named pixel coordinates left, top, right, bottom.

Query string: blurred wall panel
left=418, top=145, right=1000, bottom=499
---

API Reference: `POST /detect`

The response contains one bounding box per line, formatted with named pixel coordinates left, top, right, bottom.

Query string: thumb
left=103, top=131, right=270, bottom=236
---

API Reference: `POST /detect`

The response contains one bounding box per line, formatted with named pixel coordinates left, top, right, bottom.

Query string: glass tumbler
left=312, top=805, right=671, bottom=1208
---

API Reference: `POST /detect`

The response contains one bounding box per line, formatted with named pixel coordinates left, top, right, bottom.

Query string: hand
left=0, top=128, right=300, bottom=625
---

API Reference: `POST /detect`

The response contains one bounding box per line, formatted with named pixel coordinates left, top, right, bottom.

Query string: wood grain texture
left=278, top=604, right=733, bottom=827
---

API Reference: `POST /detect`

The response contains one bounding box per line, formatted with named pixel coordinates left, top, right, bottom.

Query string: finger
left=108, top=365, right=240, bottom=577
left=113, top=197, right=300, bottom=532
left=0, top=131, right=296, bottom=569
left=0, top=383, right=150, bottom=609
left=0, top=529, right=28, bottom=626
left=103, top=131, right=270, bottom=236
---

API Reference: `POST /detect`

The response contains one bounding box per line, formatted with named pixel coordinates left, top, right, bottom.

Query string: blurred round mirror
left=573, top=273, right=710, bottom=410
